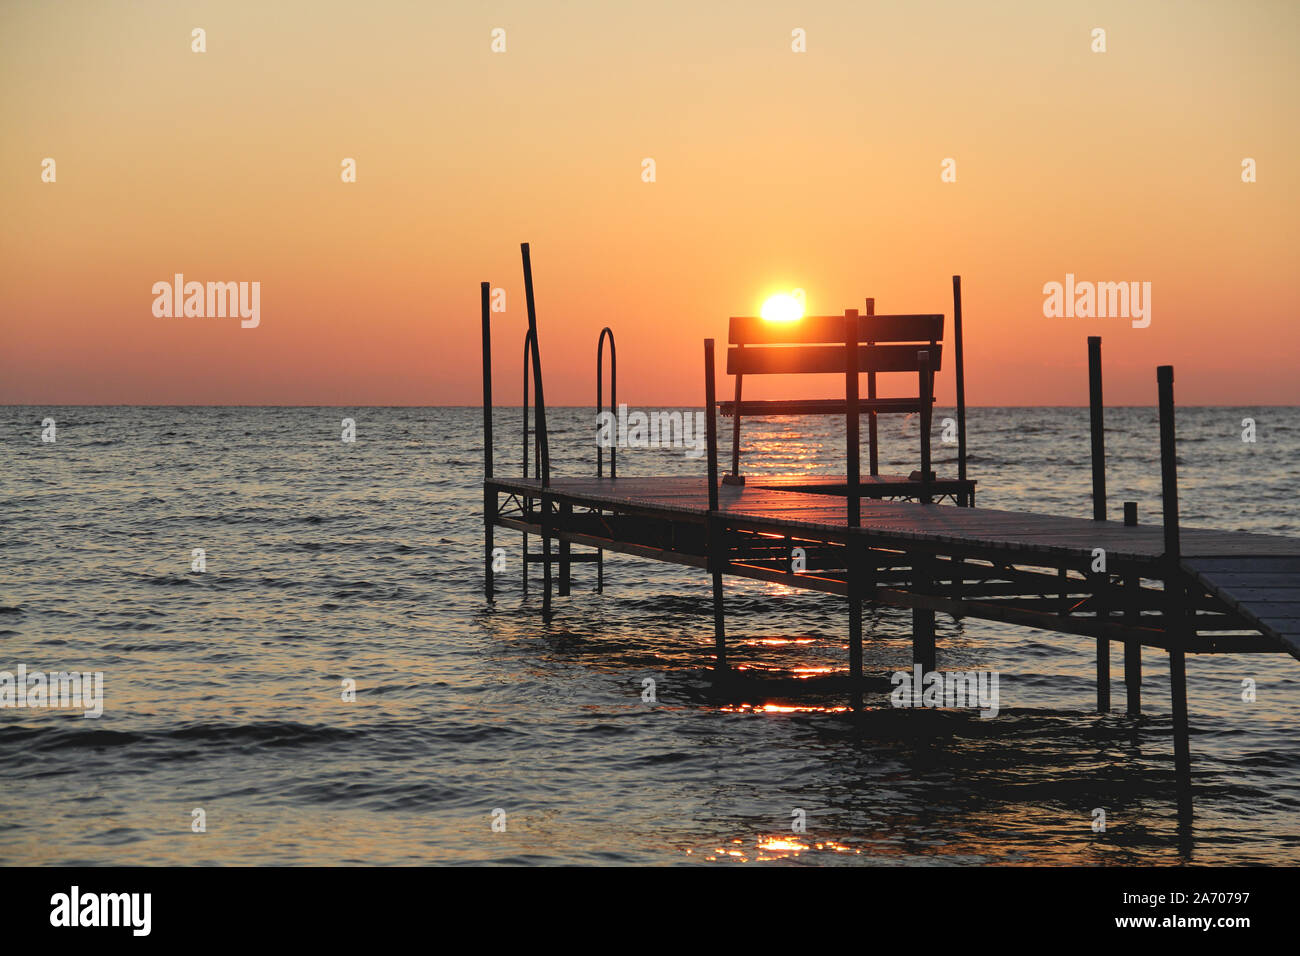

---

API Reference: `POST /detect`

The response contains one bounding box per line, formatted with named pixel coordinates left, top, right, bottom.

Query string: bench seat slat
left=728, top=343, right=942, bottom=375
left=718, top=397, right=932, bottom=417
left=730, top=314, right=943, bottom=345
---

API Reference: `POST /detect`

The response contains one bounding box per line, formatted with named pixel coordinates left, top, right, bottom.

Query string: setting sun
left=760, top=293, right=804, bottom=322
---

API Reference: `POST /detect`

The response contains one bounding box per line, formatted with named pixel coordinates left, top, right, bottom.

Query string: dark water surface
left=1, top=405, right=1298, bottom=865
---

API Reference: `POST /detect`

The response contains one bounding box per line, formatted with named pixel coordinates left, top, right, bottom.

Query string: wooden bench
left=713, top=298, right=974, bottom=508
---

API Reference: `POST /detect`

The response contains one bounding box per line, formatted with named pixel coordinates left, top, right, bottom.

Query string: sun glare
left=760, top=294, right=804, bottom=322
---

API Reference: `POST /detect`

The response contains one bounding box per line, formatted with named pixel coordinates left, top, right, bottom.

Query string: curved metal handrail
left=597, top=327, right=617, bottom=479
left=523, top=327, right=537, bottom=479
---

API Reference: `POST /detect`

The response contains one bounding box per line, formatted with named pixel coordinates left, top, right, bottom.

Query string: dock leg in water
left=1170, top=647, right=1194, bottom=841
left=913, top=608, right=935, bottom=674
left=1170, top=649, right=1191, bottom=780
left=541, top=495, right=553, bottom=621
left=712, top=570, right=727, bottom=673
left=709, top=515, right=727, bottom=672
left=848, top=545, right=863, bottom=711
left=483, top=487, right=494, bottom=602
left=912, top=558, right=936, bottom=673
left=1096, top=637, right=1110, bottom=713
left=1125, top=574, right=1141, bottom=714
left=558, top=501, right=572, bottom=597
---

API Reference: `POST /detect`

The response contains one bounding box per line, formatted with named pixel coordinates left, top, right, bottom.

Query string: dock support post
left=1087, top=336, right=1106, bottom=521
left=540, top=494, right=553, bottom=621
left=705, top=339, right=727, bottom=672
left=596, top=328, right=617, bottom=592
left=912, top=559, right=935, bottom=673
left=918, top=351, right=933, bottom=505
left=848, top=541, right=864, bottom=711
left=522, top=331, right=534, bottom=596
left=1086, top=335, right=1107, bottom=702
left=558, top=501, right=571, bottom=597
left=481, top=281, right=495, bottom=602
left=913, top=606, right=935, bottom=674
left=864, top=298, right=879, bottom=478
left=1096, top=636, right=1110, bottom=713
left=1125, top=574, right=1141, bottom=714
left=1087, top=336, right=1110, bottom=709
left=952, top=277, right=967, bottom=489
left=1158, top=364, right=1191, bottom=787
left=1170, top=643, right=1191, bottom=780
left=844, top=310, right=861, bottom=526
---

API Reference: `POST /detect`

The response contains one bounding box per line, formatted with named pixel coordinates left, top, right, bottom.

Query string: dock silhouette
left=480, top=243, right=1300, bottom=798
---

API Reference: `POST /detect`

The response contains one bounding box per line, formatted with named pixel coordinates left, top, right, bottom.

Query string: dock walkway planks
left=491, top=474, right=1300, bottom=562
left=1184, top=557, right=1300, bottom=658
left=490, top=474, right=1300, bottom=660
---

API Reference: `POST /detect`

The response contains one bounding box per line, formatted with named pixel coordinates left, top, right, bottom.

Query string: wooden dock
left=478, top=243, right=1300, bottom=796
left=488, top=474, right=1300, bottom=662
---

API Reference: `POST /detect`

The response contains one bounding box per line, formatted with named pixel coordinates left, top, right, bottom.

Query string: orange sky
left=2, top=0, right=1297, bottom=406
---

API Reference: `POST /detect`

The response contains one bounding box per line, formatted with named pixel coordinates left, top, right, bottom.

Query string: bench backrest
left=727, top=313, right=943, bottom=376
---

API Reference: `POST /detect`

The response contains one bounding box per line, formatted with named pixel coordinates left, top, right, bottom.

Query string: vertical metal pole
left=522, top=329, right=533, bottom=595
left=522, top=243, right=552, bottom=614
left=521, top=243, right=550, bottom=487
left=705, top=339, right=726, bottom=671
left=481, top=281, right=495, bottom=602
left=952, top=276, right=967, bottom=484
left=596, top=328, right=616, bottom=592
left=1158, top=366, right=1181, bottom=561
left=844, top=310, right=861, bottom=527
left=1088, top=337, right=1110, bottom=709
left=1088, top=336, right=1107, bottom=521
left=730, top=349, right=743, bottom=479
left=864, top=298, right=879, bottom=478
left=1158, top=364, right=1190, bottom=782
left=918, top=351, right=933, bottom=504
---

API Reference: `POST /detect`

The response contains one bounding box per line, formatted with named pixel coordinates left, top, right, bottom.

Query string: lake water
left=1, top=405, right=1297, bottom=864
